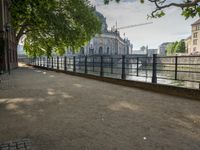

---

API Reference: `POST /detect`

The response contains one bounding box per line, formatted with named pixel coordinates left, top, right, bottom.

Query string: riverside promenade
left=0, top=64, right=200, bottom=150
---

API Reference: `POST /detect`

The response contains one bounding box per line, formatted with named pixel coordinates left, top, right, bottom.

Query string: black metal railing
left=25, top=54, right=200, bottom=89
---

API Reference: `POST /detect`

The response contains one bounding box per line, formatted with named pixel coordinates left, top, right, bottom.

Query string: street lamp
left=5, top=23, right=11, bottom=75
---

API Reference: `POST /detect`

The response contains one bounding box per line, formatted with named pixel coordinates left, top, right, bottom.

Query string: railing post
left=73, top=56, right=76, bottom=72
left=41, top=57, right=43, bottom=66
left=152, top=54, right=157, bottom=83
left=175, top=55, right=178, bottom=80
left=85, top=56, right=88, bottom=74
left=100, top=55, right=104, bottom=77
left=60, top=57, right=62, bottom=69
left=52, top=57, right=54, bottom=69
left=111, top=57, right=113, bottom=74
left=57, top=56, right=59, bottom=70
left=136, top=57, right=139, bottom=76
left=64, top=56, right=67, bottom=72
left=41, top=57, right=42, bottom=66
left=47, top=57, right=49, bottom=68
left=43, top=57, right=45, bottom=67
left=121, top=55, right=126, bottom=80
left=39, top=57, right=41, bottom=66
left=92, top=57, right=94, bottom=72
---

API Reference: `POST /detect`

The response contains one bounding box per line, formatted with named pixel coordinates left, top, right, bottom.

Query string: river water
left=32, top=58, right=200, bottom=90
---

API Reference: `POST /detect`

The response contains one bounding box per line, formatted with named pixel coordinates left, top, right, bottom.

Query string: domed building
left=78, top=11, right=133, bottom=55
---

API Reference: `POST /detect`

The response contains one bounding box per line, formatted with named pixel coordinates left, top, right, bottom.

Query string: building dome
left=95, top=11, right=108, bottom=33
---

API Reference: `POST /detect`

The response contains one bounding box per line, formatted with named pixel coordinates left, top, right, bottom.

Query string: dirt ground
left=0, top=64, right=200, bottom=150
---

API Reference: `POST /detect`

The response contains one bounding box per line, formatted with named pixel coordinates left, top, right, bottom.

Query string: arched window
left=107, top=47, right=110, bottom=54
left=99, top=46, right=103, bottom=55
left=89, top=48, right=94, bottom=55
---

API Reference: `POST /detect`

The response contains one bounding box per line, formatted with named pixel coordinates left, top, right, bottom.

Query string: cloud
left=90, top=0, right=197, bottom=49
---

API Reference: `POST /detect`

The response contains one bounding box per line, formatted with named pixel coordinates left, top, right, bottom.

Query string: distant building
left=76, top=11, right=133, bottom=55
left=132, top=49, right=147, bottom=55
left=17, top=45, right=24, bottom=55
left=185, top=36, right=192, bottom=54
left=158, top=42, right=172, bottom=56
left=132, top=46, right=157, bottom=57
left=185, top=19, right=200, bottom=55
left=147, top=49, right=158, bottom=57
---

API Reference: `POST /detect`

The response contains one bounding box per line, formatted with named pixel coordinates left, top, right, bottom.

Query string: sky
left=90, top=0, right=198, bottom=49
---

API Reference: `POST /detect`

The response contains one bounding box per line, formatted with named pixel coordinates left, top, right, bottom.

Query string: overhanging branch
left=148, top=0, right=200, bottom=17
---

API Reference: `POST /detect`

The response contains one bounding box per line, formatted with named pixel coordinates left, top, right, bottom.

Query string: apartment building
left=185, top=19, right=200, bottom=55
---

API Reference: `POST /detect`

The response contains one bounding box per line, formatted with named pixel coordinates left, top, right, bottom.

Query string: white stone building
left=78, top=11, right=133, bottom=55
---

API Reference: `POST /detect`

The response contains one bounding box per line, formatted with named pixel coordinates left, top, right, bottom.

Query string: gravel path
left=0, top=64, right=200, bottom=150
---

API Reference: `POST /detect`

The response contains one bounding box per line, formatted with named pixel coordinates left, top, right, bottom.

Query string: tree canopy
left=104, top=0, right=200, bottom=19
left=174, top=40, right=186, bottom=53
left=166, top=40, right=186, bottom=55
left=11, top=0, right=101, bottom=57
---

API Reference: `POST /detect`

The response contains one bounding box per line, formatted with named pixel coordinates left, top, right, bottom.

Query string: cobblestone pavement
left=0, top=64, right=200, bottom=150
left=0, top=73, right=12, bottom=90
left=0, top=139, right=31, bottom=150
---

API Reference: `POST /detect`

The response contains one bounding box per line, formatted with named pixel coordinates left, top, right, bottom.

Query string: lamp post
left=5, top=23, right=11, bottom=75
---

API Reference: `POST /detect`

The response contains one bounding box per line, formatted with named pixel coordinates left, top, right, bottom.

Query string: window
left=106, top=47, right=109, bottom=54
left=193, top=47, right=196, bottom=51
left=194, top=25, right=200, bottom=31
left=89, top=48, right=94, bottom=55
left=193, top=32, right=198, bottom=38
left=193, top=39, right=198, bottom=45
left=99, top=47, right=103, bottom=55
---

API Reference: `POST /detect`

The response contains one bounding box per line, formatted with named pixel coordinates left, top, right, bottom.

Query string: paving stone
left=18, top=148, right=26, bottom=150
left=9, top=143, right=17, bottom=147
left=9, top=147, right=17, bottom=150
left=17, top=144, right=24, bottom=149
left=1, top=147, right=9, bottom=150
left=0, top=144, right=9, bottom=148
left=0, top=139, right=31, bottom=150
left=25, top=146, right=31, bottom=150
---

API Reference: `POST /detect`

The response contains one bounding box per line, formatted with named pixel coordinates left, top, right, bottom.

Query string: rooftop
left=191, top=18, right=200, bottom=26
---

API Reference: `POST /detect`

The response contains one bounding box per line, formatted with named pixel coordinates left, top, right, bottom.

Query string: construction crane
left=117, top=22, right=153, bottom=30
left=112, top=22, right=153, bottom=31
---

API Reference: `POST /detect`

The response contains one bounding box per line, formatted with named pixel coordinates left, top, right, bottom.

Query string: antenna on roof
left=116, top=21, right=118, bottom=31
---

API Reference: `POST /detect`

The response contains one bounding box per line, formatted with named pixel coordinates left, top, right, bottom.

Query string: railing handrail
left=23, top=54, right=200, bottom=89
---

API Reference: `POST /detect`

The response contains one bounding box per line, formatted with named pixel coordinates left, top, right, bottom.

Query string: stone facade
left=78, top=11, right=133, bottom=55
left=185, top=36, right=192, bottom=54
left=0, top=0, right=18, bottom=74
left=185, top=19, right=200, bottom=55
